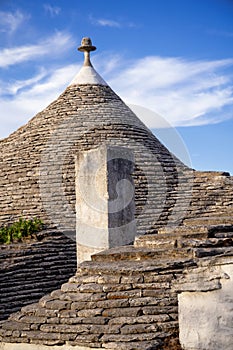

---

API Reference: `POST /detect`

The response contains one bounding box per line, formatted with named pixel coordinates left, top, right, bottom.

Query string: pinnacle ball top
left=78, top=37, right=96, bottom=52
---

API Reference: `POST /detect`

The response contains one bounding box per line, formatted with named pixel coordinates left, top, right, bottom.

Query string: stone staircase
left=140, top=224, right=233, bottom=254
left=0, top=222, right=233, bottom=350
left=92, top=223, right=233, bottom=263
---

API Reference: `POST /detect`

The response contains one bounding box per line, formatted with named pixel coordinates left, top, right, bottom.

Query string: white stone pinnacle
left=70, top=65, right=108, bottom=86
left=69, top=37, right=108, bottom=86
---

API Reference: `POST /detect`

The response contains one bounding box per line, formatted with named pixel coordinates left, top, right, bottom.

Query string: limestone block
left=75, top=145, right=136, bottom=264
left=0, top=344, right=100, bottom=350
left=178, top=257, right=233, bottom=350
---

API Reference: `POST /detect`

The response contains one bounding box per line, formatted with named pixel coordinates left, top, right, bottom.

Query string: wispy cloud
left=89, top=15, right=136, bottom=28
left=0, top=69, right=47, bottom=96
left=95, top=18, right=121, bottom=28
left=1, top=53, right=233, bottom=139
left=0, top=10, right=29, bottom=34
left=43, top=4, right=61, bottom=17
left=0, top=64, right=79, bottom=139
left=0, top=31, right=74, bottom=68
left=105, top=56, right=233, bottom=127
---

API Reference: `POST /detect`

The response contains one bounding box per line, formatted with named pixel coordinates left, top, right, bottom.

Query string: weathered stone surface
left=120, top=275, right=144, bottom=284
left=102, top=340, right=162, bottom=349
left=96, top=299, right=129, bottom=308
left=40, top=324, right=91, bottom=333
left=42, top=300, right=71, bottom=311
left=102, top=283, right=132, bottom=292
left=0, top=231, right=76, bottom=321
left=78, top=284, right=104, bottom=293
left=0, top=245, right=194, bottom=349
left=107, top=289, right=141, bottom=299
left=1, top=231, right=233, bottom=349
left=76, top=145, right=136, bottom=264
left=120, top=323, right=158, bottom=334
left=0, top=81, right=193, bottom=235
left=102, top=307, right=141, bottom=318
left=0, top=42, right=233, bottom=350
left=100, top=332, right=165, bottom=342
left=20, top=316, right=46, bottom=324
left=177, top=256, right=233, bottom=350
left=1, top=321, right=31, bottom=331
left=77, top=308, right=103, bottom=317
left=129, top=297, right=167, bottom=307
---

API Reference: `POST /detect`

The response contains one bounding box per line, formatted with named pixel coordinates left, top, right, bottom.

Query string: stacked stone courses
left=1, top=224, right=233, bottom=349
left=0, top=230, right=77, bottom=321
left=184, top=171, right=233, bottom=224
left=0, top=84, right=194, bottom=234
left=1, top=38, right=233, bottom=349
left=1, top=85, right=233, bottom=233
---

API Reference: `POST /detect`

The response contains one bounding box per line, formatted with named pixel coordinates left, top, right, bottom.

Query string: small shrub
left=0, top=218, right=44, bottom=244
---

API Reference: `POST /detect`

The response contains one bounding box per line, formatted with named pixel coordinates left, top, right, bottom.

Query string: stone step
left=207, top=225, right=233, bottom=237
left=134, top=231, right=209, bottom=249
left=194, top=246, right=233, bottom=258
left=158, top=225, right=209, bottom=235
left=183, top=216, right=233, bottom=226
left=91, top=246, right=194, bottom=263
left=178, top=237, right=233, bottom=249
left=135, top=233, right=233, bottom=252
left=214, top=231, right=233, bottom=238
left=94, top=236, right=233, bottom=264
left=78, top=258, right=196, bottom=276
left=134, top=235, right=177, bottom=249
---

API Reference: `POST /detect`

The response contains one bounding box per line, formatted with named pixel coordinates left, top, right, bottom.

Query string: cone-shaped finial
left=70, top=37, right=107, bottom=85
left=78, top=37, right=96, bottom=67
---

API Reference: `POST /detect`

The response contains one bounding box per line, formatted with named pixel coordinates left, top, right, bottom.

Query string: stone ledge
left=0, top=343, right=98, bottom=350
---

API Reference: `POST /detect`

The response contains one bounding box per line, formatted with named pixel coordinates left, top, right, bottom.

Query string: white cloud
left=44, top=4, right=61, bottom=17
left=92, top=53, right=123, bottom=75
left=0, top=69, right=47, bottom=95
left=89, top=15, right=136, bottom=28
left=0, top=10, right=28, bottom=34
left=0, top=64, right=79, bottom=139
left=95, top=18, right=121, bottom=28
left=106, top=56, right=233, bottom=127
left=1, top=53, right=233, bottom=140
left=0, top=31, right=74, bottom=68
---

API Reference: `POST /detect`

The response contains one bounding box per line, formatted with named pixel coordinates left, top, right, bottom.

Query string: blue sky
left=0, top=0, right=233, bottom=174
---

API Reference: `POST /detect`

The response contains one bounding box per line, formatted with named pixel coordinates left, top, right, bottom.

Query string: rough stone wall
left=174, top=255, right=233, bottom=350
left=1, top=224, right=232, bottom=349
left=0, top=252, right=188, bottom=349
left=184, top=171, right=233, bottom=226
left=0, top=84, right=192, bottom=235
left=0, top=230, right=76, bottom=321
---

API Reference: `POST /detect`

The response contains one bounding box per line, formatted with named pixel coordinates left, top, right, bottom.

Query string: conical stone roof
left=0, top=38, right=193, bottom=236
left=1, top=38, right=233, bottom=350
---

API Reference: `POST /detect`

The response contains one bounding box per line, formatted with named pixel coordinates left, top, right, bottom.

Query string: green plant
left=0, top=218, right=44, bottom=244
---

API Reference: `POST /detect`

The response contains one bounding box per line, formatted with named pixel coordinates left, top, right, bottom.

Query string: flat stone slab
left=0, top=344, right=96, bottom=350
